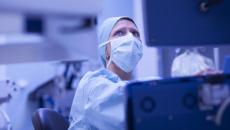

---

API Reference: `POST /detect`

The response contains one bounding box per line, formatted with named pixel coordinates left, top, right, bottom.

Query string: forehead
left=111, top=19, right=138, bottom=32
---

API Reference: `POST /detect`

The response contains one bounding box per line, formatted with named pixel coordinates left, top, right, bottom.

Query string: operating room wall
left=133, top=0, right=161, bottom=79
left=97, top=0, right=134, bottom=27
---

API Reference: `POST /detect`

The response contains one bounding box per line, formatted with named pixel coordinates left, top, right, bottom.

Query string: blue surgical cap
left=98, top=16, right=135, bottom=66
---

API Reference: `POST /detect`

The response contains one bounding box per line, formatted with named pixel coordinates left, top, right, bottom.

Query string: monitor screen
left=143, top=0, right=230, bottom=46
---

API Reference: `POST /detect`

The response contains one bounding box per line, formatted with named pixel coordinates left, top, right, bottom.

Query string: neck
left=107, top=62, right=132, bottom=80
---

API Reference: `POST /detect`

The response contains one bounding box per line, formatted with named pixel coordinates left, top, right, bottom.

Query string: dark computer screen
left=143, top=0, right=230, bottom=46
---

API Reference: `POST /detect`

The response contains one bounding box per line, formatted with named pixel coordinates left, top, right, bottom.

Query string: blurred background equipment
left=0, top=0, right=101, bottom=64
left=171, top=48, right=216, bottom=77
left=29, top=60, right=85, bottom=119
left=0, top=79, right=18, bottom=130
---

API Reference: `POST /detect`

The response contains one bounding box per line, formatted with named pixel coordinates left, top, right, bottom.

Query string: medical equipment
left=142, top=0, right=229, bottom=46
left=0, top=79, right=18, bottom=130
left=126, top=74, right=230, bottom=130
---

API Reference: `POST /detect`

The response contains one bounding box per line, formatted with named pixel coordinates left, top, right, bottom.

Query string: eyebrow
left=112, top=27, right=139, bottom=34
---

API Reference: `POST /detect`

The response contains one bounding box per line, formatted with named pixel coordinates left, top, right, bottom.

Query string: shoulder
left=79, top=68, right=120, bottom=85
left=75, top=68, right=124, bottom=102
left=76, top=69, right=120, bottom=93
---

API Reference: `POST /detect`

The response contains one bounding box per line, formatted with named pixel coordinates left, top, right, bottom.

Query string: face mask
left=99, top=33, right=143, bottom=72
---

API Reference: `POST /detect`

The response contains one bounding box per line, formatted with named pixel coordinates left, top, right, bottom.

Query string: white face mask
left=99, top=33, right=143, bottom=72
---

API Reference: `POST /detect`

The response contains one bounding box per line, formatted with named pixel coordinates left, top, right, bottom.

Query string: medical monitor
left=126, top=74, right=230, bottom=130
left=143, top=0, right=230, bottom=46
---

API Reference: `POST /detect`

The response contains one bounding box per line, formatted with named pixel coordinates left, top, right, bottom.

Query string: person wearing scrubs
left=68, top=16, right=143, bottom=130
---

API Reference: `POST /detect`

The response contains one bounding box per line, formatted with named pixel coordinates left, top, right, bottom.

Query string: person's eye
left=113, top=30, right=125, bottom=37
left=132, top=31, right=140, bottom=38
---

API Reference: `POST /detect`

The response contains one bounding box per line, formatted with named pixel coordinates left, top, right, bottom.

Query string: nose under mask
left=99, top=33, right=143, bottom=73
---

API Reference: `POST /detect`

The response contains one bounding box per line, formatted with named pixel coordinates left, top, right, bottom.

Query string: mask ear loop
left=105, top=41, right=112, bottom=69
left=99, top=40, right=112, bottom=69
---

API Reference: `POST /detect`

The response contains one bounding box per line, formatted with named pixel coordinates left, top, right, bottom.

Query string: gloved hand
left=194, top=68, right=222, bottom=76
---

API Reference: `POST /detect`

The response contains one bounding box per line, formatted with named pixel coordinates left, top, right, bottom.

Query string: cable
left=215, top=97, right=230, bottom=126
